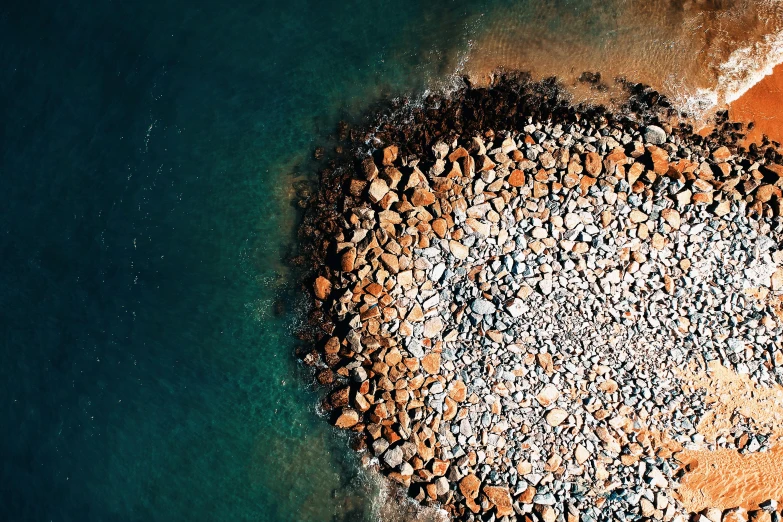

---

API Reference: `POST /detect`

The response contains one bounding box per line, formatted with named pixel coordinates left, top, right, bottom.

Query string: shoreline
left=295, top=73, right=783, bottom=520
left=729, top=63, right=783, bottom=148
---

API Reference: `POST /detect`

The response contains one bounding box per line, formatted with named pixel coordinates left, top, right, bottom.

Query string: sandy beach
left=730, top=63, right=783, bottom=146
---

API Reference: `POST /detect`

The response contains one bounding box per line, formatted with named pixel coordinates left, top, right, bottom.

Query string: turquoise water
left=4, top=1, right=782, bottom=521
left=0, top=2, right=487, bottom=521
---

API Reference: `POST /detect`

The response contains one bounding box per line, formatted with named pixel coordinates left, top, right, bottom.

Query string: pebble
left=309, top=114, right=783, bottom=522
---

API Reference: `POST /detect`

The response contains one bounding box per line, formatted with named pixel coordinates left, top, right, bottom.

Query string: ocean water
left=3, top=1, right=783, bottom=522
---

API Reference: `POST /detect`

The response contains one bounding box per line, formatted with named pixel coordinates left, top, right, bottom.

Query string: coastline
left=730, top=63, right=783, bottom=147
left=296, top=73, right=783, bottom=521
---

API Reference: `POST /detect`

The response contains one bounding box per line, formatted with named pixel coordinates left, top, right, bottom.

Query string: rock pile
left=298, top=77, right=783, bottom=521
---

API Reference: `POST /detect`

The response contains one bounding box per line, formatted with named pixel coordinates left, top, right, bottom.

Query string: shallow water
left=3, top=1, right=783, bottom=521
left=467, top=0, right=783, bottom=123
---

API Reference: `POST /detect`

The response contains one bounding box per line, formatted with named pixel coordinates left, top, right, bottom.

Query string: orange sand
left=672, top=361, right=783, bottom=513
left=677, top=360, right=783, bottom=445
left=729, top=63, right=783, bottom=146
left=675, top=445, right=783, bottom=512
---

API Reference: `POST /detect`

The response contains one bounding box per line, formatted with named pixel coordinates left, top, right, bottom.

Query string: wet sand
left=730, top=63, right=783, bottom=145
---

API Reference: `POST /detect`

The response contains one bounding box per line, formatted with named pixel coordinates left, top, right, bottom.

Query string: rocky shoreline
left=295, top=73, right=783, bottom=521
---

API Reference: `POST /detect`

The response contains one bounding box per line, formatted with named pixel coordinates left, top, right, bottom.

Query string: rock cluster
left=297, top=77, right=783, bottom=521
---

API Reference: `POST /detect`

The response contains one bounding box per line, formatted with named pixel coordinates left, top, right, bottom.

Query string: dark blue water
left=0, top=2, right=489, bottom=521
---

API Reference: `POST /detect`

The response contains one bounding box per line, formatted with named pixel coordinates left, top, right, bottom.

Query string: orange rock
left=431, top=218, right=448, bottom=238
left=563, top=171, right=580, bottom=189
left=334, top=408, right=359, bottom=428
left=537, top=352, right=554, bottom=374
left=476, top=154, right=496, bottom=172
left=449, top=380, right=467, bottom=402
left=443, top=397, right=458, bottom=421
left=448, top=146, right=469, bottom=162
left=585, top=152, right=602, bottom=176
left=314, top=276, right=332, bottom=300
left=484, top=486, right=514, bottom=517
left=340, top=247, right=356, bottom=272
left=518, top=485, right=536, bottom=503
left=324, top=336, right=340, bottom=354
left=755, top=184, right=778, bottom=203
left=432, top=459, right=450, bottom=476
left=712, top=146, right=732, bottom=161
left=533, top=181, right=549, bottom=198
left=411, top=188, right=436, bottom=207
left=579, top=175, right=596, bottom=196
left=627, top=162, right=645, bottom=185
left=459, top=474, right=481, bottom=500
left=508, top=169, right=526, bottom=187
left=380, top=253, right=399, bottom=274
left=661, top=208, right=681, bottom=229
left=421, top=353, right=441, bottom=374
left=382, top=145, right=398, bottom=166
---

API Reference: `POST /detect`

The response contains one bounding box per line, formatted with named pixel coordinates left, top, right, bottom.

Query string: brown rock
left=316, top=369, right=334, bottom=385
left=334, top=408, right=359, bottom=428
left=545, top=408, right=568, bottom=426
left=443, top=396, right=458, bottom=421
left=448, top=146, right=469, bottom=162
left=508, top=169, right=526, bottom=187
left=661, top=208, right=680, bottom=229
left=663, top=275, right=674, bottom=294
left=693, top=191, right=714, bottom=204
left=368, top=178, right=390, bottom=203
left=484, top=486, right=514, bottom=517
left=431, top=459, right=450, bottom=476
left=712, top=146, right=732, bottom=161
left=579, top=175, right=596, bottom=195
left=431, top=218, right=448, bottom=238
left=459, top=474, right=481, bottom=500
left=362, top=157, right=379, bottom=181
left=629, top=209, right=648, bottom=223
left=755, top=184, right=778, bottom=203
left=324, top=336, right=340, bottom=354
left=449, top=240, right=469, bottom=260
left=563, top=171, right=580, bottom=189
left=598, top=379, right=618, bottom=393
left=627, top=162, right=644, bottom=185
left=537, top=352, right=554, bottom=374
left=421, top=352, right=441, bottom=374
left=692, top=178, right=713, bottom=192
left=423, top=317, right=443, bottom=338
left=538, top=505, right=557, bottom=522
left=637, top=223, right=649, bottom=241
left=382, top=145, right=398, bottom=166
left=330, top=387, right=350, bottom=408
left=575, top=444, right=590, bottom=464
left=410, top=188, right=436, bottom=207
left=714, top=198, right=731, bottom=216
left=585, top=152, right=602, bottom=176
left=771, top=268, right=783, bottom=291
left=314, top=276, right=332, bottom=300
left=535, top=383, right=560, bottom=407
left=545, top=453, right=563, bottom=472
left=476, top=154, right=496, bottom=172
left=651, top=233, right=665, bottom=250
left=533, top=181, right=549, bottom=198
left=449, top=380, right=467, bottom=402
left=647, top=145, right=670, bottom=174
left=380, top=253, right=399, bottom=274
left=518, top=485, right=536, bottom=503
left=340, top=247, right=357, bottom=272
